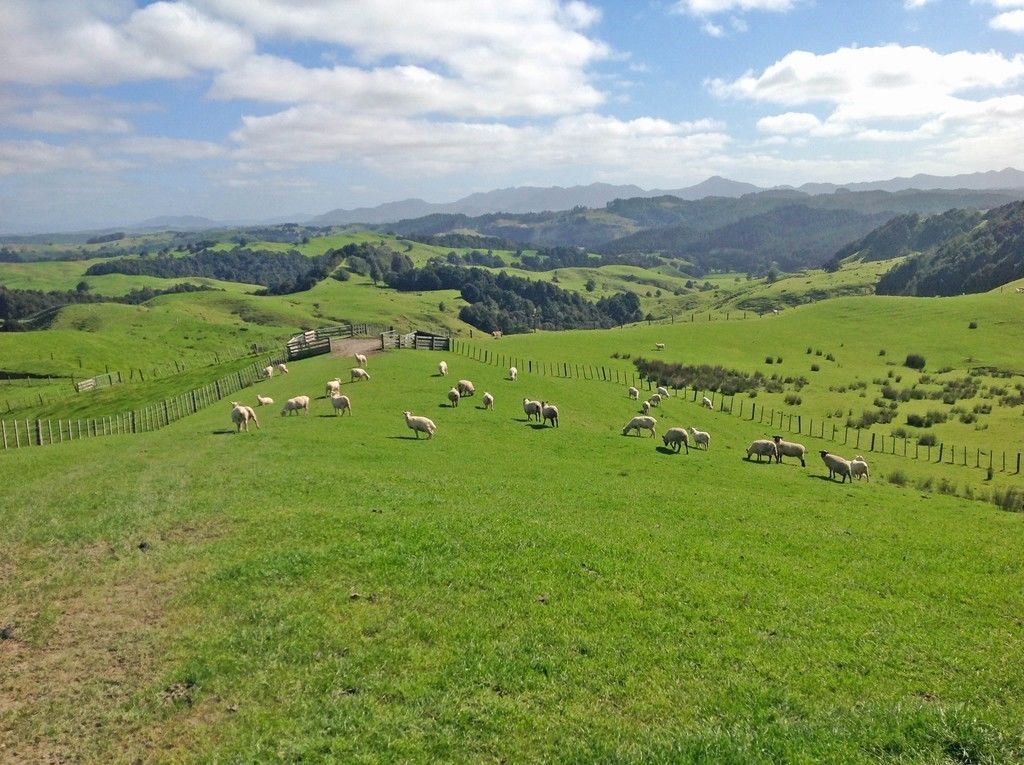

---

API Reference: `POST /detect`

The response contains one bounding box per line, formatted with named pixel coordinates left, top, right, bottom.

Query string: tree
left=585, top=278, right=596, bottom=292
left=766, top=266, right=780, bottom=284
left=76, top=280, right=90, bottom=293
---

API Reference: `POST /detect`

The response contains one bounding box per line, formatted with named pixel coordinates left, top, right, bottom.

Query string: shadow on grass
left=655, top=446, right=682, bottom=455
left=386, top=435, right=433, bottom=440
left=211, top=429, right=237, bottom=435
left=437, top=403, right=458, bottom=409
left=743, top=458, right=776, bottom=465
left=808, top=474, right=849, bottom=483
left=528, top=423, right=554, bottom=430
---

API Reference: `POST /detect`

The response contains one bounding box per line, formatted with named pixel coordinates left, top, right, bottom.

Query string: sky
left=1, top=0, right=1023, bottom=232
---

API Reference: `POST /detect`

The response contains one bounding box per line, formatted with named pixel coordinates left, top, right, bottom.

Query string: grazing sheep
left=264, top=365, right=274, bottom=379
left=746, top=439, right=778, bottom=462
left=820, top=450, right=853, bottom=482
left=438, top=360, right=448, bottom=376
left=230, top=402, right=259, bottom=433
left=540, top=401, right=559, bottom=428
left=483, top=392, right=494, bottom=410
left=656, top=386, right=670, bottom=398
left=331, top=394, right=352, bottom=416
left=688, top=427, right=710, bottom=450
left=662, top=427, right=690, bottom=453
left=648, top=393, right=662, bottom=407
left=256, top=394, right=274, bottom=406
left=622, top=415, right=658, bottom=438
left=447, top=387, right=461, bottom=407
left=641, top=400, right=651, bottom=415
left=350, top=367, right=370, bottom=382
left=628, top=386, right=639, bottom=400
left=701, top=396, right=713, bottom=410
left=850, top=456, right=870, bottom=481
left=281, top=395, right=310, bottom=416
left=277, top=362, right=289, bottom=374
left=508, top=366, right=518, bottom=381
left=492, top=330, right=503, bottom=339
left=772, top=435, right=806, bottom=466
left=354, top=353, right=368, bottom=367
left=403, top=411, right=436, bottom=439
left=655, top=342, right=665, bottom=350
left=325, top=378, right=342, bottom=396
left=457, top=379, right=475, bottom=396
left=523, top=398, right=542, bottom=421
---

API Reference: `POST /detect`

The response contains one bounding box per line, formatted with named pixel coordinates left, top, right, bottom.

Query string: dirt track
left=329, top=337, right=380, bottom=359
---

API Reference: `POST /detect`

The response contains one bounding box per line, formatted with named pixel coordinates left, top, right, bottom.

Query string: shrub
left=915, top=476, right=934, bottom=492
left=969, top=321, right=978, bottom=329
left=887, top=470, right=908, bottom=486
left=878, top=349, right=886, bottom=356
left=918, top=433, right=938, bottom=446
left=825, top=353, right=835, bottom=361
left=784, top=394, right=802, bottom=406
left=776, top=357, right=783, bottom=364
left=938, top=478, right=958, bottom=496
left=891, top=427, right=909, bottom=439
left=765, top=356, right=774, bottom=364
left=815, top=349, right=823, bottom=356
left=748, top=390, right=758, bottom=398
left=992, top=487, right=1024, bottom=512
left=973, top=403, right=992, bottom=415
left=959, top=412, right=977, bottom=424
left=806, top=347, right=813, bottom=354
left=810, top=364, right=820, bottom=372
left=905, top=353, right=926, bottom=370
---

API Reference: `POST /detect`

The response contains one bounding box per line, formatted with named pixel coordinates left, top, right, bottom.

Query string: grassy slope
left=1, top=350, right=1022, bottom=762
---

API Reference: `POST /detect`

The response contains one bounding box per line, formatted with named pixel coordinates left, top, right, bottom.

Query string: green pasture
left=1, top=349, right=1022, bottom=762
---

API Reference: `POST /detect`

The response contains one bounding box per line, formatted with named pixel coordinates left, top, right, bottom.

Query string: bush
left=918, top=433, right=938, bottom=446
left=765, top=356, right=774, bottom=364
left=968, top=320, right=978, bottom=329
left=905, top=353, right=926, bottom=370
left=776, top=357, right=783, bottom=364
left=992, top=487, right=1024, bottom=512
left=878, top=349, right=886, bottom=356
left=810, top=364, right=820, bottom=372
left=958, top=412, right=977, bottom=424
left=887, top=470, right=908, bottom=486
left=784, top=394, right=802, bottom=406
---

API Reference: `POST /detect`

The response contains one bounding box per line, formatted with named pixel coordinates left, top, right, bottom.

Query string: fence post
left=870, top=433, right=875, bottom=452
left=797, top=416, right=802, bottom=434
left=1, top=420, right=6, bottom=449
left=1017, top=453, right=1021, bottom=474
left=48, top=420, right=54, bottom=443
left=35, top=419, right=43, bottom=446
left=14, top=420, right=20, bottom=448
left=937, top=443, right=944, bottom=463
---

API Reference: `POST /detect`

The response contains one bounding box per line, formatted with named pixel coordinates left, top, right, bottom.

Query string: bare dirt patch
left=329, top=337, right=380, bottom=360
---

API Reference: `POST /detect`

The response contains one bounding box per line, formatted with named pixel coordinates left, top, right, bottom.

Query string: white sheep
left=256, top=394, right=274, bottom=406
left=540, top=401, right=559, bottom=428
left=438, top=360, right=448, bottom=376
left=746, top=439, right=778, bottom=462
left=281, top=395, right=310, bottom=416
left=701, top=396, right=713, bottom=410
left=264, top=365, right=274, bottom=379
left=622, top=415, right=657, bottom=437
left=641, top=400, right=651, bottom=415
left=688, top=427, right=710, bottom=450
left=403, top=411, right=436, bottom=439
left=656, top=386, right=670, bottom=398
left=325, top=378, right=342, bottom=396
left=331, top=394, right=352, bottom=416
left=523, top=398, right=542, bottom=421
left=662, top=427, right=690, bottom=453
left=483, top=392, right=494, bottom=410
left=850, top=456, right=870, bottom=481
left=447, top=387, right=461, bottom=407
left=655, top=342, right=665, bottom=351
left=457, top=379, right=475, bottom=396
left=508, top=366, right=518, bottom=381
left=628, top=386, right=639, bottom=400
left=277, top=362, right=289, bottom=374
left=230, top=401, right=259, bottom=433
left=350, top=367, right=370, bottom=382
left=648, top=393, right=662, bottom=407
left=354, top=352, right=368, bottom=367
left=820, top=450, right=853, bottom=482
left=772, top=436, right=806, bottom=466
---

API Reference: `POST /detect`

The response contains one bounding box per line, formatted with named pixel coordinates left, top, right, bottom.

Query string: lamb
left=628, top=386, right=639, bottom=400
left=263, top=365, right=274, bottom=379
left=325, top=378, right=342, bottom=396
left=523, top=398, right=542, bottom=421
left=447, top=387, right=461, bottom=407
left=350, top=367, right=370, bottom=382
left=746, top=439, right=778, bottom=462
left=354, top=353, right=368, bottom=367
left=540, top=401, right=559, bottom=428
left=277, top=362, right=289, bottom=374
left=688, top=427, right=710, bottom=450
left=772, top=435, right=807, bottom=466
left=330, top=394, right=352, bottom=416
left=662, top=427, right=690, bottom=453
left=641, top=400, right=651, bottom=415
left=457, top=379, right=475, bottom=396
left=655, top=342, right=665, bottom=350
left=622, top=415, right=657, bottom=438
left=280, top=395, right=310, bottom=416
left=820, top=450, right=853, bottom=482
left=403, top=411, right=436, bottom=439
left=656, top=386, right=670, bottom=398
left=256, top=394, right=274, bottom=406
left=508, top=366, right=518, bottom=381
left=648, top=393, right=662, bottom=407
left=482, top=392, right=494, bottom=410
left=850, top=456, right=870, bottom=481
left=230, top=401, right=260, bottom=433
left=701, top=396, right=713, bottom=409
left=438, top=360, right=448, bottom=376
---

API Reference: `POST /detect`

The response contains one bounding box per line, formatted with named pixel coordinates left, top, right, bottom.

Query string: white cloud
left=991, top=9, right=1024, bottom=31
left=756, top=111, right=822, bottom=134
left=702, top=21, right=726, bottom=36
left=0, top=139, right=126, bottom=176
left=0, top=92, right=134, bottom=134
left=115, top=136, right=225, bottom=161
left=904, top=0, right=937, bottom=8
left=673, top=0, right=796, bottom=13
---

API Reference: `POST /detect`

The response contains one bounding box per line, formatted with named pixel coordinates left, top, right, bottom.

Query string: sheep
left=701, top=396, right=713, bottom=410
left=330, top=394, right=352, bottom=416
left=628, top=386, right=639, bottom=400
left=230, top=401, right=260, bottom=433
left=540, top=401, right=559, bottom=428
left=523, top=398, right=542, bottom=421
left=263, top=365, right=274, bottom=379
left=350, top=367, right=370, bottom=382
left=688, top=427, right=710, bottom=450
left=850, top=456, right=870, bottom=481
left=354, top=352, right=368, bottom=367
left=256, top=394, right=274, bottom=406
left=277, top=362, right=289, bottom=374
left=403, top=411, right=436, bottom=439
left=648, top=393, right=662, bottom=407
left=641, top=400, right=651, bottom=415
left=508, top=366, right=518, bottom=381
left=655, top=342, right=665, bottom=351
left=447, top=387, right=461, bottom=407
left=746, top=439, right=778, bottom=462
left=457, top=379, right=475, bottom=397
left=820, top=450, right=853, bottom=482
left=438, top=360, right=448, bottom=376
left=662, top=427, right=690, bottom=453
left=492, top=330, right=503, bottom=339
left=771, top=435, right=806, bottom=466
left=622, top=415, right=657, bottom=438
left=280, top=395, right=310, bottom=416
left=656, top=386, right=670, bottom=398
left=483, top=392, right=494, bottom=410
left=325, top=378, right=342, bottom=396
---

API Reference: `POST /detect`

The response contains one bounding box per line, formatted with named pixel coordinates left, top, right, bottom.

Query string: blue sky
left=1, top=0, right=1023, bottom=232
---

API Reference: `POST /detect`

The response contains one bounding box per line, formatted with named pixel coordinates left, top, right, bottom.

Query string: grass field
left=2, top=349, right=1023, bottom=762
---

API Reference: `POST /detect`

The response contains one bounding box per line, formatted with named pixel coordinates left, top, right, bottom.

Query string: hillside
left=826, top=208, right=983, bottom=269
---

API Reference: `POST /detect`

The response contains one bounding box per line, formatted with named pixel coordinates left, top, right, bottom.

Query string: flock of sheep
left=234, top=353, right=872, bottom=482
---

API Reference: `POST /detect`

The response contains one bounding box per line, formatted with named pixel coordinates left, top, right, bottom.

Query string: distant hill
left=876, top=201, right=1024, bottom=296
left=129, top=215, right=223, bottom=231
left=795, top=167, right=1024, bottom=195
left=826, top=209, right=983, bottom=270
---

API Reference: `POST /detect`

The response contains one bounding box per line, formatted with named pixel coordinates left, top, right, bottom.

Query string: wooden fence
left=286, top=323, right=388, bottom=360
left=380, top=330, right=450, bottom=351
